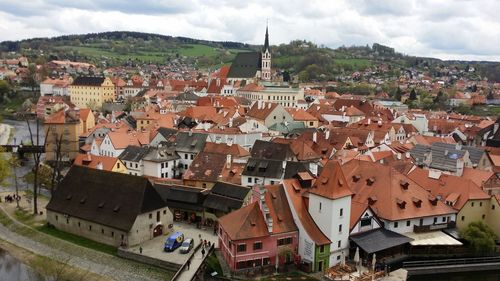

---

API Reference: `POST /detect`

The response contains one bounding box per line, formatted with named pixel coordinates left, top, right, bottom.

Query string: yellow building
left=486, top=195, right=500, bottom=237
left=70, top=77, right=115, bottom=109
left=44, top=109, right=82, bottom=161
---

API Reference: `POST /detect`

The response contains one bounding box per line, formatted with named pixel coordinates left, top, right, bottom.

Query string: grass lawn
left=37, top=224, right=117, bottom=256
left=205, top=252, right=223, bottom=276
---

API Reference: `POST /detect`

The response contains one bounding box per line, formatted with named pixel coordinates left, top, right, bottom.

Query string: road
left=0, top=203, right=171, bottom=281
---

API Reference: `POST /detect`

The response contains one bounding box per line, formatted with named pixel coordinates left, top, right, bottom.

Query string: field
left=54, top=42, right=249, bottom=66
left=333, top=58, right=373, bottom=68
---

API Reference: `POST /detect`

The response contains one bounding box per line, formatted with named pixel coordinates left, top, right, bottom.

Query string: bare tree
left=49, top=133, right=64, bottom=195
left=26, top=118, right=49, bottom=215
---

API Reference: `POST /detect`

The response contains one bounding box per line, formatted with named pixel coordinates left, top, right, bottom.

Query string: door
left=153, top=224, right=163, bottom=237
left=318, top=261, right=323, bottom=272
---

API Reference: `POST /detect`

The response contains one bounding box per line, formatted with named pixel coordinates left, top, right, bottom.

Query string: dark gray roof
left=251, top=140, right=294, bottom=161
left=153, top=184, right=206, bottom=212
left=119, top=146, right=150, bottom=162
left=350, top=228, right=413, bottom=254
left=173, top=132, right=208, bottom=153
left=203, top=194, right=244, bottom=213
left=410, top=142, right=486, bottom=172
left=242, top=158, right=284, bottom=179
left=73, top=77, right=105, bottom=86
left=143, top=146, right=180, bottom=162
left=283, top=161, right=312, bottom=179
left=433, top=142, right=486, bottom=166
left=46, top=166, right=166, bottom=232
left=156, top=128, right=177, bottom=140
left=211, top=182, right=250, bottom=200
left=175, top=91, right=200, bottom=101
left=227, top=52, right=261, bottom=78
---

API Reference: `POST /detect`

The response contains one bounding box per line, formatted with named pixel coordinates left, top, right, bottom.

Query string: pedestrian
left=201, top=248, right=206, bottom=257
left=139, top=246, right=143, bottom=254
left=187, top=260, right=191, bottom=270
left=204, top=239, right=207, bottom=247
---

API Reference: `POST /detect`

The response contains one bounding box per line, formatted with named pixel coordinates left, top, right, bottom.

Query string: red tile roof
left=219, top=202, right=269, bottom=240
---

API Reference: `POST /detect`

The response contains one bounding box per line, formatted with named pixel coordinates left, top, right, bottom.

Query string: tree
left=0, top=148, right=11, bottom=186
left=461, top=221, right=497, bottom=254
left=394, top=87, right=403, bottom=101
left=409, top=88, right=417, bottom=101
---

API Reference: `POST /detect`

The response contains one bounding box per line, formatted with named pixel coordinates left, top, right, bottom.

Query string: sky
left=1, top=0, right=499, bottom=61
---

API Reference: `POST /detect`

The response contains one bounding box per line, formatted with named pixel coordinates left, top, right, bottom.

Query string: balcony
left=413, top=221, right=456, bottom=233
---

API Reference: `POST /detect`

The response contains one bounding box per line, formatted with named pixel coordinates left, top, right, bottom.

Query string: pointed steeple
left=263, top=24, right=269, bottom=52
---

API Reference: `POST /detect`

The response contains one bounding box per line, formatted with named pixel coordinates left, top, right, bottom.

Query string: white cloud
left=0, top=0, right=499, bottom=61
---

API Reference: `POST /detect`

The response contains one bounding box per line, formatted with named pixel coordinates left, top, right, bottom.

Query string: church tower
left=261, top=25, right=271, bottom=81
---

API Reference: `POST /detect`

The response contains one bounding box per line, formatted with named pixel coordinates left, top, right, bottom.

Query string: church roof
left=227, top=52, right=261, bottom=79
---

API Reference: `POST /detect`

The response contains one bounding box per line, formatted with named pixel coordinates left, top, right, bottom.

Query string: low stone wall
left=117, top=247, right=182, bottom=272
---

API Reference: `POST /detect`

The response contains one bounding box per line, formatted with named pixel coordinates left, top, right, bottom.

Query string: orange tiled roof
left=73, top=153, right=120, bottom=172
left=219, top=202, right=269, bottom=240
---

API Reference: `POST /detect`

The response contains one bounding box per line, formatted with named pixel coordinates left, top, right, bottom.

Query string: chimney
left=378, top=120, right=382, bottom=127
left=397, top=153, right=402, bottom=160
left=405, top=152, right=410, bottom=159
left=367, top=118, right=371, bottom=125
left=325, top=130, right=330, bottom=140
left=229, top=118, right=233, bottom=127
left=268, top=103, right=271, bottom=109
left=226, top=154, right=232, bottom=169
left=96, top=162, right=103, bottom=170
left=313, top=132, right=317, bottom=143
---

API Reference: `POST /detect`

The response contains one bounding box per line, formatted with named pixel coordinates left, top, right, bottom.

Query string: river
left=0, top=249, right=50, bottom=281
left=408, top=270, right=500, bottom=281
left=0, top=119, right=45, bottom=194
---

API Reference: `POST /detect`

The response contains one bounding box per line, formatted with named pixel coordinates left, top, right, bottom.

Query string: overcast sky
left=1, top=0, right=499, bottom=61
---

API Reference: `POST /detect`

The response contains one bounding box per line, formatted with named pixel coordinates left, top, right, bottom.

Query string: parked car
left=164, top=232, right=184, bottom=252
left=179, top=238, right=194, bottom=254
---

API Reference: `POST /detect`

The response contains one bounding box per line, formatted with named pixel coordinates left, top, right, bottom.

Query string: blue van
left=164, top=232, right=184, bottom=252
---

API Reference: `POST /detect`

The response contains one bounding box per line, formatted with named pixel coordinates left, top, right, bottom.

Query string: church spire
left=263, top=23, right=269, bottom=52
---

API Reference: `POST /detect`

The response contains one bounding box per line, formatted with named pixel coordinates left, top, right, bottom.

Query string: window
left=89, top=225, right=92, bottom=231
left=135, top=163, right=138, bottom=168
left=55, top=215, right=58, bottom=221
left=277, top=237, right=293, bottom=246
left=337, top=255, right=341, bottom=260
left=433, top=217, right=437, bottom=224
left=184, top=154, right=188, bottom=159
left=479, top=202, right=483, bottom=207
left=117, top=163, right=120, bottom=169
left=394, top=222, right=398, bottom=228
left=461, top=216, right=465, bottom=221
left=319, top=202, right=322, bottom=212
left=339, top=208, right=343, bottom=217
left=482, top=214, right=486, bottom=219
left=492, top=205, right=495, bottom=210
left=406, top=220, right=411, bottom=227
left=161, top=163, right=165, bottom=169
left=237, top=244, right=247, bottom=253
left=78, top=222, right=81, bottom=227
left=253, top=242, right=262, bottom=250
left=248, top=177, right=252, bottom=183
left=337, top=240, right=341, bottom=248
left=442, top=217, right=446, bottom=223
left=360, top=217, right=371, bottom=227
left=190, top=154, right=194, bottom=160
left=320, top=245, right=325, bottom=253
left=471, top=202, right=474, bottom=207
left=310, top=122, right=314, bottom=126
left=163, top=210, right=167, bottom=215
left=338, top=224, right=343, bottom=233
left=101, top=228, right=104, bottom=234
left=111, top=231, right=114, bottom=237
left=149, top=213, right=152, bottom=219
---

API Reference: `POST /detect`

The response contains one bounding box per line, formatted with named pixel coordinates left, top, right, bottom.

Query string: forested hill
left=1, top=31, right=499, bottom=81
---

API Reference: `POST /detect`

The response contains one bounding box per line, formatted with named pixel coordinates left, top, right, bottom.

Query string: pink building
left=218, top=184, right=299, bottom=271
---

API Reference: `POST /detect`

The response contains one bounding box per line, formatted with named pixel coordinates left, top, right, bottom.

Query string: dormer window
left=366, top=177, right=375, bottom=186
left=321, top=177, right=329, bottom=184
left=412, top=197, right=422, bottom=208
left=368, top=196, right=377, bottom=205
left=400, top=180, right=409, bottom=190
left=352, top=175, right=361, bottom=182
left=396, top=198, right=406, bottom=209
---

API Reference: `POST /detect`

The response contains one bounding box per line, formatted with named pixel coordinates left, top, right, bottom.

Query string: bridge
left=403, top=256, right=500, bottom=275
left=0, top=144, right=45, bottom=158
